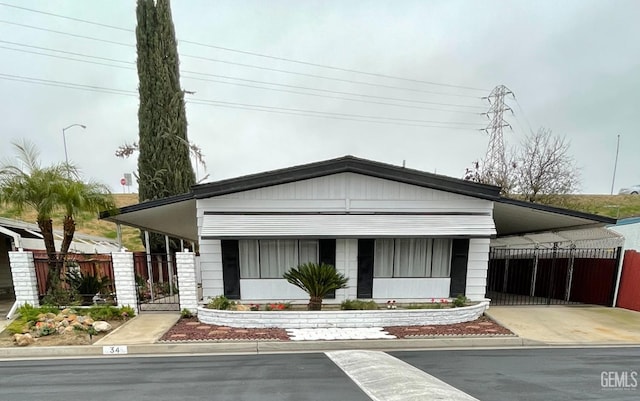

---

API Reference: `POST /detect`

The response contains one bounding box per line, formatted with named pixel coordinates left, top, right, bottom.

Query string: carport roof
left=100, top=156, right=616, bottom=240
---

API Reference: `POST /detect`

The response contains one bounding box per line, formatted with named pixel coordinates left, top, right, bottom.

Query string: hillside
left=0, top=194, right=144, bottom=251
left=1, top=194, right=639, bottom=252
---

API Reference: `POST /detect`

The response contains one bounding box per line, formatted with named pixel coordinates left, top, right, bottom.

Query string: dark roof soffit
left=99, top=192, right=194, bottom=219
left=495, top=197, right=617, bottom=225
left=191, top=155, right=502, bottom=200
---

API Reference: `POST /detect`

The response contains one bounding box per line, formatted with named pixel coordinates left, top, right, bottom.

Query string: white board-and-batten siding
left=197, top=172, right=493, bottom=215
left=196, top=172, right=493, bottom=302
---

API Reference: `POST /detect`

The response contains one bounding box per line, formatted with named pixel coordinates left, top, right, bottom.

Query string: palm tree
left=283, top=263, right=348, bottom=310
left=0, top=140, right=115, bottom=290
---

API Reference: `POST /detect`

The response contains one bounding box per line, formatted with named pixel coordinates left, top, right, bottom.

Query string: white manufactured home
left=102, top=156, right=616, bottom=305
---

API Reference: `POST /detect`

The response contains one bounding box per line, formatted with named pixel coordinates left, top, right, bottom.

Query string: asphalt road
left=393, top=347, right=640, bottom=400
left=0, top=353, right=369, bottom=401
left=1, top=347, right=639, bottom=401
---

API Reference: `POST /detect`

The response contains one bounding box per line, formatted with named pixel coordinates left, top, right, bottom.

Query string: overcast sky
left=1, top=0, right=638, bottom=195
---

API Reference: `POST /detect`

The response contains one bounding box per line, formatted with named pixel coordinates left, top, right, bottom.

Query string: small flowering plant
left=249, top=304, right=261, bottom=311
left=386, top=300, right=397, bottom=309
left=265, top=302, right=291, bottom=311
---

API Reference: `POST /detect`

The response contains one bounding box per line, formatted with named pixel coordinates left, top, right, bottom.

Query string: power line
left=0, top=20, right=134, bottom=47
left=187, top=99, right=481, bottom=130
left=0, top=20, right=484, bottom=100
left=180, top=53, right=482, bottom=99
left=0, top=44, right=477, bottom=114
left=0, top=73, right=484, bottom=129
left=0, top=1, right=132, bottom=32
left=0, top=73, right=137, bottom=96
left=188, top=97, right=481, bottom=126
left=0, top=2, right=488, bottom=92
left=0, top=40, right=486, bottom=110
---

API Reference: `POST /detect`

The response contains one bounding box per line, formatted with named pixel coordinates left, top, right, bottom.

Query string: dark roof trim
left=99, top=192, right=193, bottom=219
left=192, top=155, right=502, bottom=200
left=495, top=197, right=617, bottom=225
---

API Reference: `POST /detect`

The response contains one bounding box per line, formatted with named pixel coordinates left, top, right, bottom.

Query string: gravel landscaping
left=158, top=315, right=512, bottom=342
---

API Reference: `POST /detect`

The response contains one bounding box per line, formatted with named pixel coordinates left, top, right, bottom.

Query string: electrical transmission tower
left=481, top=85, right=513, bottom=188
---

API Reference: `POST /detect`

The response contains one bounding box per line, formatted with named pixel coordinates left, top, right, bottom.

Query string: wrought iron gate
left=134, top=252, right=180, bottom=311
left=487, top=245, right=621, bottom=306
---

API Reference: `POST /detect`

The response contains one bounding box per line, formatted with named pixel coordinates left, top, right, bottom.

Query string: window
left=373, top=238, right=452, bottom=278
left=239, top=239, right=319, bottom=278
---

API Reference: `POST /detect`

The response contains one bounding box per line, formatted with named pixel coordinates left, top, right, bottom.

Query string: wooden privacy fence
left=616, top=250, right=640, bottom=312
left=33, top=251, right=115, bottom=297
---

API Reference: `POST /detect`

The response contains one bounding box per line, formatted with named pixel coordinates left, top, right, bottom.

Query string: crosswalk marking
left=326, top=350, right=479, bottom=401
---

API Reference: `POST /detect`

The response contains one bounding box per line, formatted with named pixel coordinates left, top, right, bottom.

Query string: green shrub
left=406, top=303, right=443, bottom=309
left=6, top=319, right=30, bottom=335
left=452, top=294, right=469, bottom=308
left=17, top=304, right=59, bottom=322
left=207, top=295, right=231, bottom=310
left=340, top=299, right=379, bottom=310
left=66, top=270, right=112, bottom=305
left=86, top=305, right=135, bottom=321
left=181, top=308, right=194, bottom=318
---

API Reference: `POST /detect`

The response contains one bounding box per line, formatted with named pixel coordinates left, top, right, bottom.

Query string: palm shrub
left=283, top=263, right=348, bottom=311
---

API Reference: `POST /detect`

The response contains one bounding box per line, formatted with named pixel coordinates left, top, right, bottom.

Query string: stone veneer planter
left=197, top=301, right=490, bottom=329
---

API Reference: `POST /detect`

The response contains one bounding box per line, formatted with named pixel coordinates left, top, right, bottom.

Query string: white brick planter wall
left=197, top=301, right=489, bottom=329
left=8, top=251, right=39, bottom=307
left=111, top=251, right=138, bottom=315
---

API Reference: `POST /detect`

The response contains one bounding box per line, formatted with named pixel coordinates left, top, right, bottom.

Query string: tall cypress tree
left=136, top=0, right=195, bottom=251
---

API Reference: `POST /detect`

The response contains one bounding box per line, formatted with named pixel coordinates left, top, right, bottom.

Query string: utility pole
left=610, top=134, right=620, bottom=195
left=482, top=85, right=513, bottom=190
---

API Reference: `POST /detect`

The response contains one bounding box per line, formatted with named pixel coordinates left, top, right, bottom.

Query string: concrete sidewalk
left=3, top=306, right=640, bottom=359
left=485, top=305, right=640, bottom=345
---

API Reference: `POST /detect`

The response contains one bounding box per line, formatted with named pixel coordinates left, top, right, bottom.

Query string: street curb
left=0, top=336, right=539, bottom=359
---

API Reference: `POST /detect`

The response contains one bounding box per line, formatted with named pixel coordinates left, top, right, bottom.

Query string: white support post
left=176, top=250, right=198, bottom=314
left=111, top=251, right=139, bottom=315
left=8, top=250, right=39, bottom=308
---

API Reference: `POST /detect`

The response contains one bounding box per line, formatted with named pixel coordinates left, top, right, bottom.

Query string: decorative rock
left=45, top=313, right=57, bottom=319
left=14, top=333, right=35, bottom=346
left=61, top=308, right=71, bottom=315
left=67, top=314, right=77, bottom=321
left=92, top=321, right=112, bottom=332
left=37, top=313, right=47, bottom=321
left=83, top=317, right=94, bottom=326
left=235, top=304, right=251, bottom=311
left=54, top=314, right=65, bottom=322
left=63, top=326, right=76, bottom=334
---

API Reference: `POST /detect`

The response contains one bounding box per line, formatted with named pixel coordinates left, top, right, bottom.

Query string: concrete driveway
left=486, top=305, right=640, bottom=345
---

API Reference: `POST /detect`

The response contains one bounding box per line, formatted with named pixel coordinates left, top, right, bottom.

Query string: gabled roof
left=191, top=155, right=502, bottom=200
left=100, top=155, right=616, bottom=239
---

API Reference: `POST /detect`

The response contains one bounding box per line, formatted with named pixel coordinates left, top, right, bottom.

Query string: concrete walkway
left=94, top=313, right=180, bottom=345
left=486, top=305, right=640, bottom=344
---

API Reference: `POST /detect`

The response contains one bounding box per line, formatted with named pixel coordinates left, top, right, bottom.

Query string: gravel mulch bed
left=159, top=315, right=512, bottom=342
left=385, top=316, right=513, bottom=338
left=159, top=318, right=290, bottom=342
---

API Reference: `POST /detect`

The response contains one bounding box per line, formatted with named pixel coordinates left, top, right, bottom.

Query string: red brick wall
left=616, top=250, right=640, bottom=311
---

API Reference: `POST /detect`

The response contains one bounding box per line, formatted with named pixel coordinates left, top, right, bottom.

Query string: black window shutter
left=221, top=240, right=241, bottom=300
left=357, top=239, right=375, bottom=299
left=319, top=239, right=337, bottom=299
left=449, top=239, right=470, bottom=298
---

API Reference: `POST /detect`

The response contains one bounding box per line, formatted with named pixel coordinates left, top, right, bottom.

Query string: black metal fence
left=134, top=252, right=180, bottom=311
left=487, top=245, right=621, bottom=306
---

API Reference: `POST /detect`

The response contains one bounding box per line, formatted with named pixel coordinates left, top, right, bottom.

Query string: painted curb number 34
left=102, top=346, right=128, bottom=355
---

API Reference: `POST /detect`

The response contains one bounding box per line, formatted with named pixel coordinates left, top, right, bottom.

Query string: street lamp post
left=62, top=124, right=86, bottom=165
